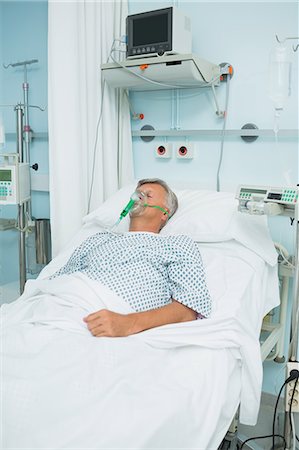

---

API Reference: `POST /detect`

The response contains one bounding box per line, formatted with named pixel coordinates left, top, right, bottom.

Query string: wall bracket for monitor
left=102, top=54, right=234, bottom=117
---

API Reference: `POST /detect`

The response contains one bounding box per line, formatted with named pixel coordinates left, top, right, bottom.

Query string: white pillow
left=83, top=184, right=277, bottom=266
left=83, top=184, right=136, bottom=232
left=160, top=189, right=236, bottom=242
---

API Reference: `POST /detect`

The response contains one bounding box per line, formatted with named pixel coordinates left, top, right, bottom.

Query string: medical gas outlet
left=155, top=143, right=173, bottom=158
left=176, top=143, right=194, bottom=159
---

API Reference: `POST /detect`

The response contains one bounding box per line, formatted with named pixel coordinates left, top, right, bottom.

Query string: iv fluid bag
left=268, top=44, right=291, bottom=111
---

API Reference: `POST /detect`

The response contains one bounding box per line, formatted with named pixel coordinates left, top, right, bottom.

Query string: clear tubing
left=110, top=191, right=146, bottom=230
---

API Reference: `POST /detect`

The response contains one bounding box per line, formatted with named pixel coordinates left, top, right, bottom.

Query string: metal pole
left=289, top=199, right=299, bottom=361
left=15, top=104, right=27, bottom=294
left=23, top=64, right=30, bottom=164
left=22, top=64, right=33, bottom=220
left=16, top=104, right=23, bottom=158
left=284, top=195, right=299, bottom=449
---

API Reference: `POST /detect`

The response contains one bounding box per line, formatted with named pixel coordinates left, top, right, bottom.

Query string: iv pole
left=3, top=59, right=38, bottom=221
left=15, top=104, right=27, bottom=293
left=2, top=59, right=40, bottom=294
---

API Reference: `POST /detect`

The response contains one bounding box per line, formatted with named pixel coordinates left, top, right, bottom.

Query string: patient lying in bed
left=1, top=181, right=279, bottom=448
left=50, top=178, right=211, bottom=337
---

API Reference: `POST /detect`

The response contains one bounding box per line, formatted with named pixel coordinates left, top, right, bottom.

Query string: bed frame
left=260, top=261, right=293, bottom=363
left=219, top=258, right=294, bottom=450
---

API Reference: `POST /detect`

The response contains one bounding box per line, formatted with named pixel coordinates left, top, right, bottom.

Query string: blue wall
left=129, top=1, right=297, bottom=193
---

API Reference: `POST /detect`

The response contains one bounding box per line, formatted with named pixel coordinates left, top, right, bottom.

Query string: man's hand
left=83, top=300, right=197, bottom=338
left=83, top=310, right=136, bottom=337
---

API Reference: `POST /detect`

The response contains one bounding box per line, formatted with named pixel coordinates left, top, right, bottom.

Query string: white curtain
left=48, top=0, right=133, bottom=257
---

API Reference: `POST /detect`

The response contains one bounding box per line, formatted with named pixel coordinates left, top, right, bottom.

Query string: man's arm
left=83, top=300, right=197, bottom=337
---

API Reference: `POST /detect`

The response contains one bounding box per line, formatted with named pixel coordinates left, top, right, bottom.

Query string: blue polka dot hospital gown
left=51, top=232, right=211, bottom=317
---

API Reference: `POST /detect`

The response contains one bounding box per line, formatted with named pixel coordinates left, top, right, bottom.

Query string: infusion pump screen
left=0, top=170, right=12, bottom=182
left=240, top=188, right=267, bottom=195
left=133, top=14, right=168, bottom=46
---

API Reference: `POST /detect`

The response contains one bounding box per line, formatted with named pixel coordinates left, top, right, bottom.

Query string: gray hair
left=136, top=178, right=178, bottom=220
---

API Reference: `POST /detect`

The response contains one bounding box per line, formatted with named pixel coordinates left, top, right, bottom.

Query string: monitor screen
left=133, top=12, right=168, bottom=46
left=0, top=170, right=12, bottom=182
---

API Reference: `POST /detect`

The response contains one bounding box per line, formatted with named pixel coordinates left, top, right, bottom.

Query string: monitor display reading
left=0, top=170, right=12, bottom=182
left=133, top=13, right=168, bottom=46
left=240, top=188, right=267, bottom=195
left=267, top=193, right=282, bottom=200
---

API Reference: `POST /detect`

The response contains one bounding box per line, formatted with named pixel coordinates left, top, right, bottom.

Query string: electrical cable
left=216, top=74, right=231, bottom=192
left=15, top=209, right=30, bottom=232
left=87, top=38, right=124, bottom=214
left=87, top=78, right=106, bottom=214
left=239, top=433, right=286, bottom=449
left=275, top=242, right=295, bottom=269
left=273, top=380, right=288, bottom=450
left=288, top=377, right=298, bottom=450
left=238, top=370, right=299, bottom=450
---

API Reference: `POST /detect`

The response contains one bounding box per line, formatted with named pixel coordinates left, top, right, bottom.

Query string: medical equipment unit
left=0, top=153, right=30, bottom=205
left=236, top=184, right=297, bottom=360
left=126, top=7, right=191, bottom=59
left=236, top=185, right=297, bottom=217
left=112, top=190, right=169, bottom=229
left=236, top=184, right=299, bottom=450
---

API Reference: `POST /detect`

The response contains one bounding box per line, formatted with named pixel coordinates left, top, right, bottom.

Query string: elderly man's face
left=130, top=183, right=168, bottom=219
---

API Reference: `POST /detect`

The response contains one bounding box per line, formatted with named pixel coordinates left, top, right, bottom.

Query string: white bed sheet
left=0, top=224, right=280, bottom=450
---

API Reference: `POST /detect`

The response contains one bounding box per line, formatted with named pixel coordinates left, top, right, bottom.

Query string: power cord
left=238, top=369, right=299, bottom=450
left=87, top=38, right=125, bottom=214
left=216, top=73, right=231, bottom=192
left=239, top=434, right=286, bottom=449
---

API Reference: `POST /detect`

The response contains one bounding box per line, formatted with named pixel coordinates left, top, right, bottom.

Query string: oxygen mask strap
left=144, top=204, right=169, bottom=215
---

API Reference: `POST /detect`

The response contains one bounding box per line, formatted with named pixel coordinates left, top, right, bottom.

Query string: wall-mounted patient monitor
left=126, top=7, right=192, bottom=59
left=0, top=153, right=30, bottom=205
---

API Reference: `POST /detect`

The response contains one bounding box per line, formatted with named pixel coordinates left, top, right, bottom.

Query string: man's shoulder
left=161, top=233, right=196, bottom=249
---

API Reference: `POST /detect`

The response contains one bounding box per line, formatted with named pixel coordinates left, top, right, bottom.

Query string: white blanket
left=0, top=241, right=279, bottom=449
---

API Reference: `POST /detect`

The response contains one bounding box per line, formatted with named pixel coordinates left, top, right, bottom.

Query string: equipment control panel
left=0, top=154, right=30, bottom=205
left=236, top=185, right=298, bottom=206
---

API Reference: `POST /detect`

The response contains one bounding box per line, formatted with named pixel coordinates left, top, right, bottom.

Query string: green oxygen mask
left=111, top=190, right=169, bottom=230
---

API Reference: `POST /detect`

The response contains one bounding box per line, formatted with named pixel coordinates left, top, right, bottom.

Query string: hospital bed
left=0, top=185, right=281, bottom=449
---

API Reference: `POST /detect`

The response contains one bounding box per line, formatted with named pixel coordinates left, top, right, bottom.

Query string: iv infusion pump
left=236, top=184, right=297, bottom=216
left=126, top=7, right=192, bottom=59
left=0, top=153, right=30, bottom=205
